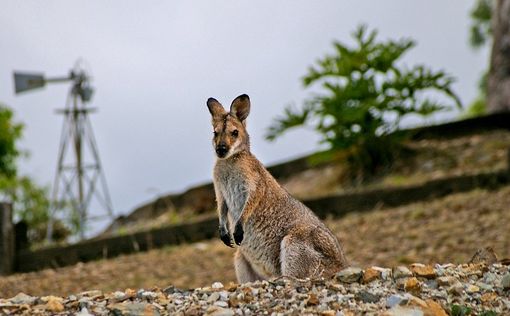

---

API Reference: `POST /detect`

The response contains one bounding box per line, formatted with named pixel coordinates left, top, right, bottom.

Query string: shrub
left=266, top=25, right=461, bottom=180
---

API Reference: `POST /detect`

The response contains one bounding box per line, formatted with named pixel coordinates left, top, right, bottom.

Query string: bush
left=266, top=25, right=461, bottom=181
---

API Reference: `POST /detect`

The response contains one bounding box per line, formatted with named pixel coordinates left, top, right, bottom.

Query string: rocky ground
left=1, top=261, right=509, bottom=315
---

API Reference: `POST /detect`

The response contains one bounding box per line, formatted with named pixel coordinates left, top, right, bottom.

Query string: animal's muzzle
left=216, top=144, right=228, bottom=158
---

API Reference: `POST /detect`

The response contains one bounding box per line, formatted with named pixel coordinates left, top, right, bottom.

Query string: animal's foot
left=219, top=226, right=234, bottom=248
left=234, top=221, right=244, bottom=245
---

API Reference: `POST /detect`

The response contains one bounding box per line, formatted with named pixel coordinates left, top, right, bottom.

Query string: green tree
left=266, top=25, right=461, bottom=180
left=0, top=104, right=57, bottom=243
left=464, top=0, right=493, bottom=117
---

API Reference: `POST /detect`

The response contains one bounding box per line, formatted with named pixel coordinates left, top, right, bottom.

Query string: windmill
left=13, top=60, right=114, bottom=240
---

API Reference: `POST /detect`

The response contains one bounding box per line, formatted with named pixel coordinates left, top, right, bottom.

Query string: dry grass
left=1, top=186, right=509, bottom=298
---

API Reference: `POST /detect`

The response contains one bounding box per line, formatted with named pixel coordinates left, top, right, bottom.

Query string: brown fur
left=207, top=94, right=347, bottom=283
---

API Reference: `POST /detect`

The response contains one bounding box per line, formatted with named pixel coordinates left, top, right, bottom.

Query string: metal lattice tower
left=13, top=61, right=114, bottom=240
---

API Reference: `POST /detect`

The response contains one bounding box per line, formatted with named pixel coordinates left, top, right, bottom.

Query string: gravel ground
left=1, top=262, right=509, bottom=315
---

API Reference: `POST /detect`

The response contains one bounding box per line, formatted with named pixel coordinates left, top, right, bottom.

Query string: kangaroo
left=207, top=94, right=347, bottom=283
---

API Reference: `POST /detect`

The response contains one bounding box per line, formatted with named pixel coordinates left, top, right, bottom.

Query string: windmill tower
left=14, top=61, right=114, bottom=240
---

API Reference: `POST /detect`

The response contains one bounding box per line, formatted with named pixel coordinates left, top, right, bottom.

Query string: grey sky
left=1, top=1, right=488, bottom=231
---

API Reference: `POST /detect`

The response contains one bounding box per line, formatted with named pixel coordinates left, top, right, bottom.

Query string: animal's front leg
left=218, top=200, right=234, bottom=248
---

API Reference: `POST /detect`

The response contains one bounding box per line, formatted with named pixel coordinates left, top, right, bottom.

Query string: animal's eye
left=232, top=130, right=239, bottom=137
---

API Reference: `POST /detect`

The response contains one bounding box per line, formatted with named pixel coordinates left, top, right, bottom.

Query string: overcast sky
left=1, top=1, right=488, bottom=232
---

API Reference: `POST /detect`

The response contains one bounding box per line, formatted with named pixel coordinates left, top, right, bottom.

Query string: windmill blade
left=13, top=72, right=45, bottom=94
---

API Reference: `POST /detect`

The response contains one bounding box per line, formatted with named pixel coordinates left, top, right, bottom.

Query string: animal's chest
left=216, top=168, right=248, bottom=219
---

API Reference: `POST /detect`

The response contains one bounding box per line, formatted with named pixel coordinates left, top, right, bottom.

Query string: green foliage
left=0, top=103, right=57, bottom=243
left=267, top=25, right=461, bottom=179
left=469, top=0, right=493, bottom=49
left=463, top=97, right=487, bottom=118
left=0, top=105, right=23, bottom=178
left=451, top=304, right=473, bottom=316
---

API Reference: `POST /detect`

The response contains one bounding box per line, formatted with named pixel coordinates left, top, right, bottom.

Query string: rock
left=404, top=277, right=421, bottom=293
left=213, top=301, right=229, bottom=308
left=437, top=276, right=456, bottom=286
left=393, top=266, right=413, bottom=279
left=466, top=284, right=480, bottom=293
left=109, top=302, right=157, bottom=316
left=355, top=290, right=380, bottom=303
left=447, top=281, right=464, bottom=296
left=363, top=267, right=381, bottom=283
left=383, top=305, right=424, bottom=316
left=410, top=263, right=436, bottom=279
left=207, top=292, right=220, bottom=303
left=481, top=292, right=498, bottom=303
left=76, top=307, right=94, bottom=316
left=212, top=282, right=224, bottom=289
left=319, top=311, right=336, bottom=316
left=501, top=273, right=510, bottom=289
left=205, top=306, right=235, bottom=316
left=43, top=296, right=64, bottom=313
left=306, top=293, right=320, bottom=306
left=335, top=267, right=363, bottom=283
left=386, top=295, right=408, bottom=308
left=9, top=293, right=37, bottom=305
left=424, top=300, right=448, bottom=316
left=78, top=290, right=103, bottom=299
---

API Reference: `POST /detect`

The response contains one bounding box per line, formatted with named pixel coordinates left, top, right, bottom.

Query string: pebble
left=335, top=267, right=363, bottom=283
left=502, top=273, right=510, bottom=289
left=9, top=292, right=37, bottom=305
left=393, top=266, right=413, bottom=279
left=1, top=262, right=509, bottom=315
left=212, top=282, right=224, bottom=289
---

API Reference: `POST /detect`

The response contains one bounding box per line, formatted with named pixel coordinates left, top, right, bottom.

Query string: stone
left=407, top=294, right=428, bottom=308
left=320, top=311, right=336, bottom=316
left=205, top=306, right=235, bottom=316
left=9, top=293, right=37, bottom=305
left=212, top=282, right=224, bottom=289
left=363, top=267, right=381, bottom=283
left=213, top=301, right=229, bottom=308
left=437, top=276, right=456, bottom=286
left=76, top=307, right=94, bottom=316
left=404, top=277, right=421, bottom=293
left=355, top=290, right=380, bottom=303
left=208, top=292, right=220, bottom=303
left=43, top=296, right=64, bottom=313
left=501, top=273, right=510, bottom=289
left=466, top=284, right=480, bottom=293
left=410, top=263, right=436, bottom=279
left=382, top=306, right=424, bottom=316
left=447, top=281, right=464, bottom=296
left=335, top=267, right=363, bottom=283
left=424, top=300, right=448, bottom=316
left=481, top=292, right=498, bottom=303
left=78, top=290, right=103, bottom=299
left=393, top=266, right=413, bottom=279
left=306, top=293, right=320, bottom=306
left=386, top=295, right=408, bottom=308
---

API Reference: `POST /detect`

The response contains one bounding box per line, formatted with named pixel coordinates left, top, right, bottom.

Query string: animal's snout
left=216, top=143, right=229, bottom=158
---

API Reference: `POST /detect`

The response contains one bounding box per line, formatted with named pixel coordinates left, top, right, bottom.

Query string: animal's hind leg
left=280, top=234, right=323, bottom=279
left=234, top=250, right=263, bottom=283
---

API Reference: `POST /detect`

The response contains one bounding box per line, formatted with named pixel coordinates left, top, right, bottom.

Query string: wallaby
left=207, top=94, right=347, bottom=283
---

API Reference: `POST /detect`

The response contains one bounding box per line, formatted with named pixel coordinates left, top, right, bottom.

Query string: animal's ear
left=207, top=98, right=226, bottom=118
left=230, top=94, right=250, bottom=122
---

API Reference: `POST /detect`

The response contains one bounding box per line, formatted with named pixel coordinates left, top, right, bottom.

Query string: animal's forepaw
left=219, top=226, right=234, bottom=248
left=233, top=222, right=244, bottom=246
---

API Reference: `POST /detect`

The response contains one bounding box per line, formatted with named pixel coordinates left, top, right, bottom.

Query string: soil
left=1, top=186, right=509, bottom=298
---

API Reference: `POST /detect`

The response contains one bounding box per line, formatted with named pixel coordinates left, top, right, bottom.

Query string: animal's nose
left=216, top=144, right=228, bottom=157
